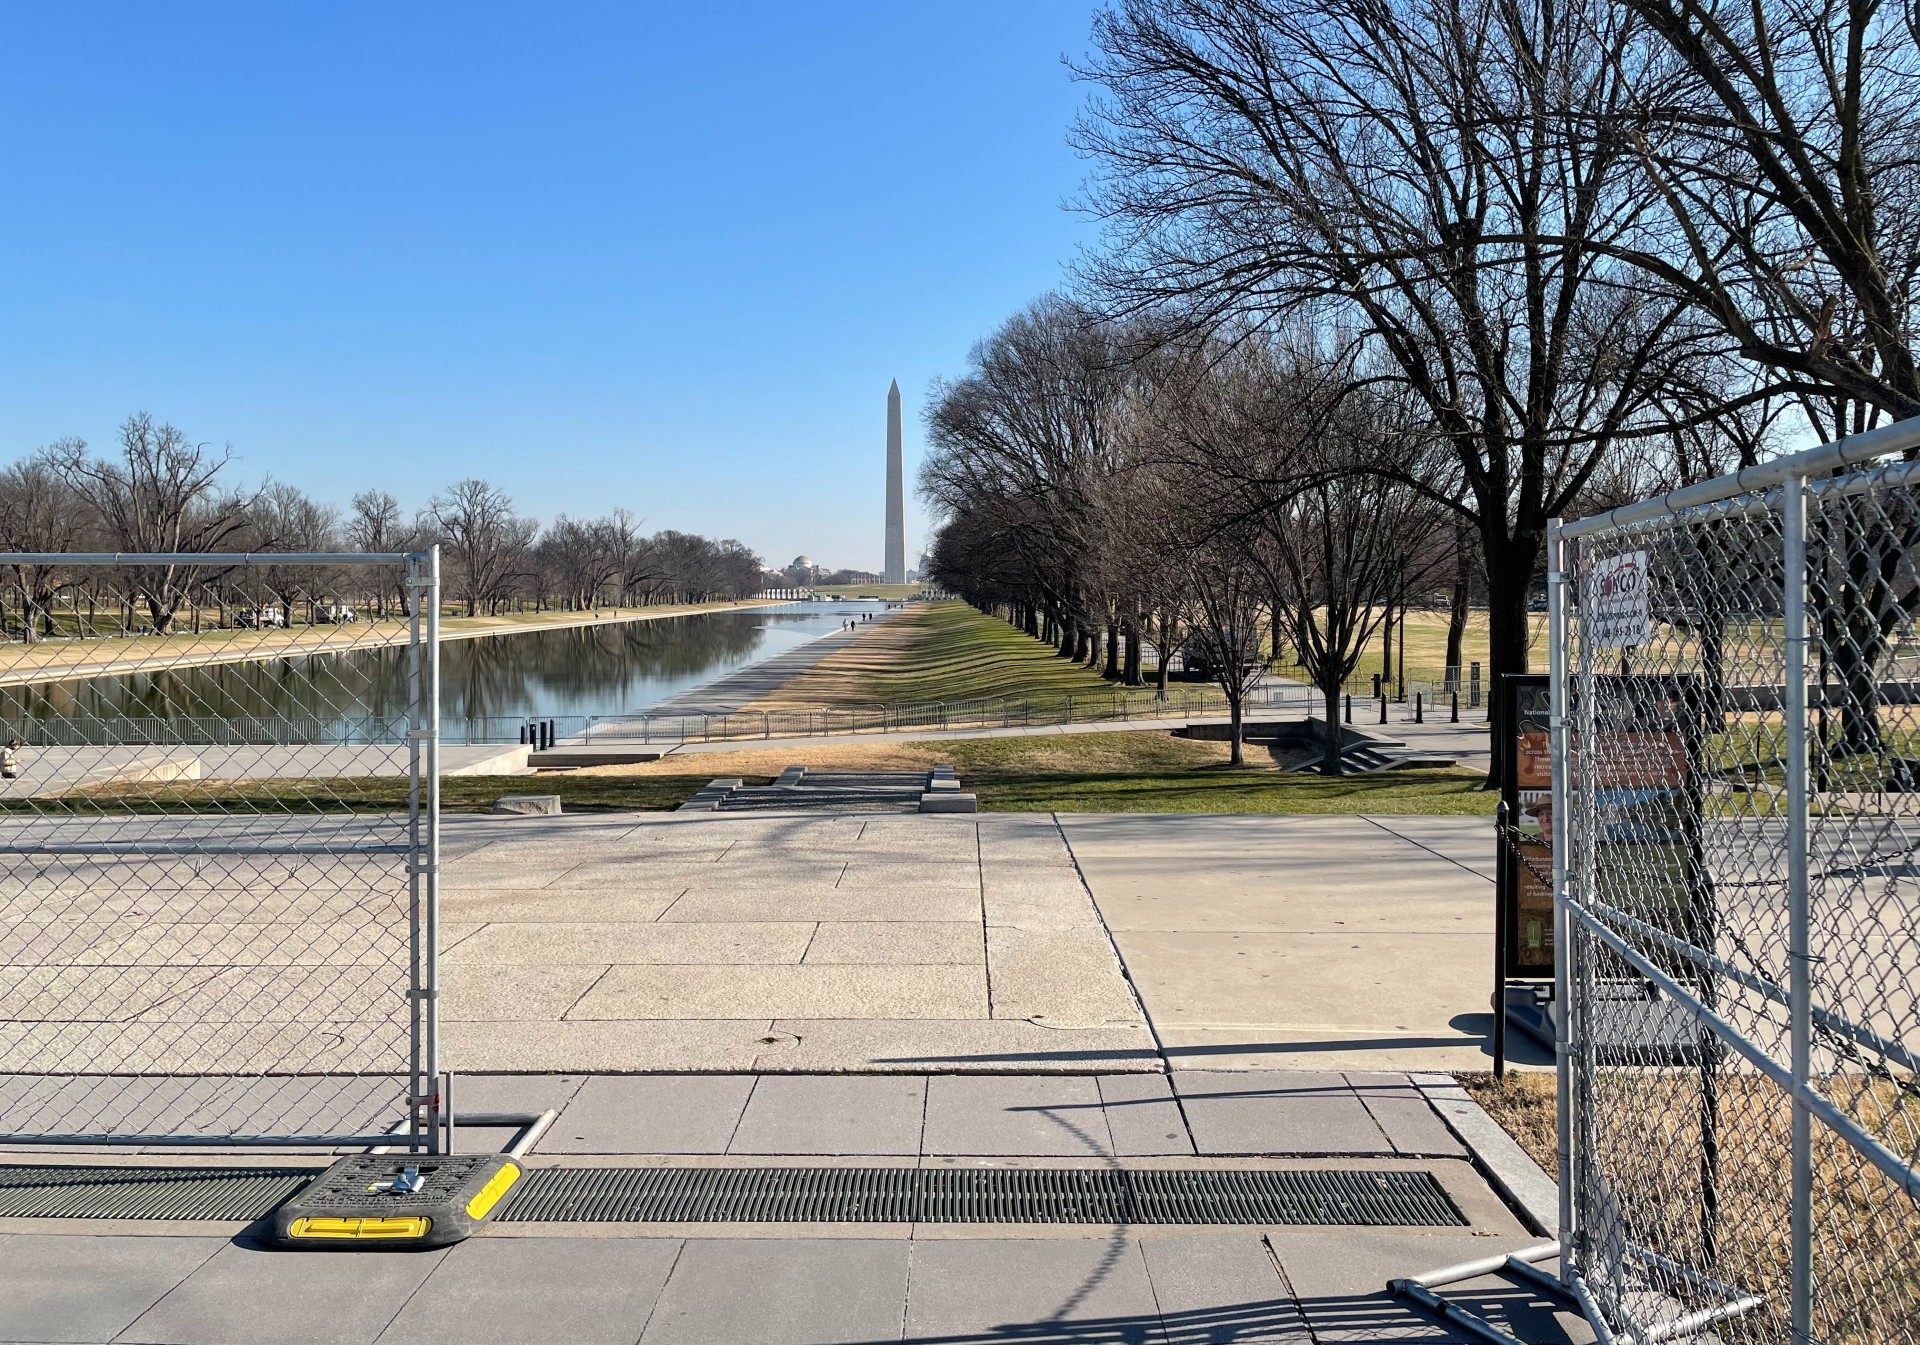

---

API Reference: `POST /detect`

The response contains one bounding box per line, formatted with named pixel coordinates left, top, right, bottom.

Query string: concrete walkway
left=1062, top=814, right=1542, bottom=1072
left=438, top=810, right=1157, bottom=1073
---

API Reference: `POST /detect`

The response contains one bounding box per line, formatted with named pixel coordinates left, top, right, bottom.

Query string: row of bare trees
left=0, top=414, right=766, bottom=636
left=926, top=0, right=1920, bottom=780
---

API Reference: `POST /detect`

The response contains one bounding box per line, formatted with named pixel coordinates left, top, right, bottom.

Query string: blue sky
left=0, top=2, right=1100, bottom=571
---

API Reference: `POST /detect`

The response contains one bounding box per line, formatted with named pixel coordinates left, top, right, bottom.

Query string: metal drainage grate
left=498, top=1166, right=1466, bottom=1227
left=0, top=1165, right=316, bottom=1221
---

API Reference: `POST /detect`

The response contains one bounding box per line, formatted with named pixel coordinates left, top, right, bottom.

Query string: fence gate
left=1550, top=426, right=1920, bottom=1344
left=0, top=550, right=441, bottom=1150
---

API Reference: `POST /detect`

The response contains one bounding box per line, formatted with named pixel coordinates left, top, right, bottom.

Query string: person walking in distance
left=0, top=739, right=21, bottom=779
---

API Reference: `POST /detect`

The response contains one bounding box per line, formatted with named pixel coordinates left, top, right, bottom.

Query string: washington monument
left=883, top=379, right=906, bottom=584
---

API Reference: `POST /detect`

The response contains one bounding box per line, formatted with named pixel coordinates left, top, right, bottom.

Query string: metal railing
left=1550, top=418, right=1920, bottom=1344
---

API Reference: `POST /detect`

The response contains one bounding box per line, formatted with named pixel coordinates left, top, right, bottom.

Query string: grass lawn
left=589, top=730, right=1496, bottom=815
left=60, top=729, right=1496, bottom=816
left=755, top=600, right=1218, bottom=710
left=1271, top=608, right=1550, bottom=689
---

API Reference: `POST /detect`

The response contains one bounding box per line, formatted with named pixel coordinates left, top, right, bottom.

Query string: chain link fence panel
left=0, top=551, right=440, bottom=1150
left=1554, top=434, right=1920, bottom=1343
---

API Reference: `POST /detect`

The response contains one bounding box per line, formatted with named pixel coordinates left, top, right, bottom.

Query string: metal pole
left=1494, top=799, right=1508, bottom=1079
left=1782, top=474, right=1813, bottom=1344
left=1546, top=520, right=1575, bottom=1271
left=405, top=553, right=425, bottom=1153
left=425, top=545, right=443, bottom=1154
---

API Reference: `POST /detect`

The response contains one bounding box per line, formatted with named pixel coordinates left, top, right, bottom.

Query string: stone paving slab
left=756, top=1019, right=1160, bottom=1074
left=1060, top=813, right=1499, bottom=1073
left=378, top=1238, right=682, bottom=1345
left=636, top=1238, right=909, bottom=1345
left=728, top=1075, right=928, bottom=1155
left=922, top=1075, right=1114, bottom=1157
left=119, top=1236, right=450, bottom=1345
left=800, top=920, right=982, bottom=964
left=537, top=1075, right=756, bottom=1154
left=570, top=963, right=989, bottom=1021
left=1096, top=1072, right=1195, bottom=1156
left=903, top=1238, right=1162, bottom=1340
left=0, top=1233, right=219, bottom=1345
left=1173, top=1071, right=1393, bottom=1156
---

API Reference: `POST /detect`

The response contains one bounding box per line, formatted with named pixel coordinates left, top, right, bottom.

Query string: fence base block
left=273, top=1153, right=521, bottom=1251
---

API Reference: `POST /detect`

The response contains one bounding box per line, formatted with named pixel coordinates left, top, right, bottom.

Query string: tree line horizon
left=0, top=411, right=774, bottom=633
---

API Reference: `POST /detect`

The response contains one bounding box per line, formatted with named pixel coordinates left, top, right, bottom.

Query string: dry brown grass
left=1462, top=1070, right=1918, bottom=1343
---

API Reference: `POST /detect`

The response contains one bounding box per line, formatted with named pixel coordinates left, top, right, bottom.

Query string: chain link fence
left=1551, top=427, right=1920, bottom=1343
left=0, top=551, right=441, bottom=1150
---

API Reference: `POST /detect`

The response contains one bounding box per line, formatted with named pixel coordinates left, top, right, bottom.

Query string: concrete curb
left=1411, top=1072, right=1557, bottom=1237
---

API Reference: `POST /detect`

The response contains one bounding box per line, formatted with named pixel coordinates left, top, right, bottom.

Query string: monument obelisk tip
left=883, top=380, right=906, bottom=585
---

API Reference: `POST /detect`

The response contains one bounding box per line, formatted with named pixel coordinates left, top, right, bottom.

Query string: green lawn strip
left=973, top=767, right=1497, bottom=815
left=865, top=602, right=1217, bottom=708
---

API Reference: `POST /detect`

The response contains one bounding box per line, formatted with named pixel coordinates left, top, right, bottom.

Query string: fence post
left=1782, top=472, right=1813, bottom=1345
left=1546, top=519, right=1574, bottom=1275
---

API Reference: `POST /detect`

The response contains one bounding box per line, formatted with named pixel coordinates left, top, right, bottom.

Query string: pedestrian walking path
left=598, top=612, right=897, bottom=722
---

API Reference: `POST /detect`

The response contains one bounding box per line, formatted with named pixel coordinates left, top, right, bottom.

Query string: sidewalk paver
left=903, top=1239, right=1161, bottom=1340
left=729, top=1075, right=927, bottom=1155
left=1060, top=813, right=1500, bottom=1072
left=119, top=1238, right=447, bottom=1345
left=0, top=1235, right=218, bottom=1345
left=1173, top=1071, right=1390, bottom=1155
left=922, top=1075, right=1112, bottom=1157
left=539, top=1074, right=755, bottom=1153
left=378, top=1238, right=681, bottom=1345
left=1138, top=1234, right=1309, bottom=1342
left=1095, top=1073, right=1194, bottom=1156
left=637, top=1239, right=909, bottom=1345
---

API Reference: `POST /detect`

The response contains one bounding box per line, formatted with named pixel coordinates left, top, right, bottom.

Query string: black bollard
left=1377, top=695, right=1387, bottom=725
left=1416, top=692, right=1423, bottom=724
left=1344, top=694, right=1352, bottom=724
left=1451, top=692, right=1459, bottom=724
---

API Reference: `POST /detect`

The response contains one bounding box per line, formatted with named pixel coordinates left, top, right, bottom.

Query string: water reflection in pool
left=0, top=601, right=873, bottom=743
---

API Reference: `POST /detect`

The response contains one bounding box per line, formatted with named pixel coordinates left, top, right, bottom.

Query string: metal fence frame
left=1550, top=419, right=1920, bottom=1343
left=0, top=548, right=442, bottom=1152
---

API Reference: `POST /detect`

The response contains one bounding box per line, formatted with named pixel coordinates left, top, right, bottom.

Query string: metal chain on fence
left=1551, top=426, right=1920, bottom=1344
left=0, top=550, right=440, bottom=1150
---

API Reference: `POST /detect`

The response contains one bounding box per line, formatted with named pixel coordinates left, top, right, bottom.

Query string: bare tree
left=1077, top=0, right=1704, bottom=781
left=426, top=479, right=533, bottom=617
left=0, top=450, right=93, bottom=642
left=48, top=413, right=258, bottom=632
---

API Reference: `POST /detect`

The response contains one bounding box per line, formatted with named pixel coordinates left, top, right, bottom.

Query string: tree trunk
left=1446, top=525, right=1470, bottom=688
left=1155, top=614, right=1171, bottom=699
left=1103, top=622, right=1119, bottom=678
left=1483, top=532, right=1544, bottom=788
left=1321, top=680, right=1344, bottom=776
left=1227, top=690, right=1244, bottom=766
left=1123, top=618, right=1143, bottom=686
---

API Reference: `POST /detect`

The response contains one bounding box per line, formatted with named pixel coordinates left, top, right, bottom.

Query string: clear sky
left=0, top=2, right=1100, bottom=572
